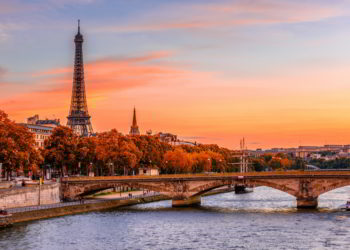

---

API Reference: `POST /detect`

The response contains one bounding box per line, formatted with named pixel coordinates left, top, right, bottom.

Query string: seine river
left=1, top=187, right=349, bottom=250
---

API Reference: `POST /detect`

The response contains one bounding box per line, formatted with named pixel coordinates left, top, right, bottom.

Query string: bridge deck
left=62, top=170, right=350, bottom=183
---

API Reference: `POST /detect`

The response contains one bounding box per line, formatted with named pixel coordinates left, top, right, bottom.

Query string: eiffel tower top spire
left=67, top=21, right=93, bottom=137
left=129, top=107, right=140, bottom=135
left=78, top=19, right=80, bottom=34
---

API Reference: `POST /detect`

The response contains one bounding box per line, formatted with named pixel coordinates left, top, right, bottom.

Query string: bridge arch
left=314, top=181, right=350, bottom=197
left=64, top=182, right=176, bottom=200
left=188, top=180, right=232, bottom=197
left=187, top=179, right=298, bottom=198
left=246, top=179, right=299, bottom=198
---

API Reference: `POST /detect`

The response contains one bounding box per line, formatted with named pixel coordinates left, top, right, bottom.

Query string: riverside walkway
left=7, top=192, right=160, bottom=214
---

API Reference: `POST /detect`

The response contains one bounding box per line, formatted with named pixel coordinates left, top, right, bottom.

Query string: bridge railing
left=61, top=170, right=350, bottom=182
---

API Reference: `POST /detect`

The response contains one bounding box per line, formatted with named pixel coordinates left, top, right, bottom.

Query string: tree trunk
left=7, top=170, right=11, bottom=181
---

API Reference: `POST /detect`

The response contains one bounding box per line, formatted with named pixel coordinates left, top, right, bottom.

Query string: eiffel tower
left=67, top=20, right=93, bottom=137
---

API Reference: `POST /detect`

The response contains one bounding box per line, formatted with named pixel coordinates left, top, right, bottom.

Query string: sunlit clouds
left=2, top=0, right=350, bottom=149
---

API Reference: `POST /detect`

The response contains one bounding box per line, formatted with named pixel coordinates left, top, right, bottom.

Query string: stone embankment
left=9, top=194, right=168, bottom=224
left=0, top=181, right=14, bottom=189
left=0, top=183, right=60, bottom=209
left=1, top=185, right=234, bottom=226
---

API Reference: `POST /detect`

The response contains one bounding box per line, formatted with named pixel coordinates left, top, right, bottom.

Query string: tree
left=130, top=135, right=172, bottom=169
left=290, top=157, right=306, bottom=170
left=163, top=148, right=192, bottom=174
left=95, top=130, right=141, bottom=176
left=42, top=126, right=78, bottom=177
left=0, top=110, right=40, bottom=179
left=76, top=136, right=98, bottom=175
left=252, top=158, right=265, bottom=172
left=192, top=151, right=212, bottom=173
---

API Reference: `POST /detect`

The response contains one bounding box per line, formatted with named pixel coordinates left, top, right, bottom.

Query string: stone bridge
left=60, top=171, right=350, bottom=208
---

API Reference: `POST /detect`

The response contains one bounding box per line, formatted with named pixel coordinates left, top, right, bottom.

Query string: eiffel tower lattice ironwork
left=67, top=20, right=93, bottom=137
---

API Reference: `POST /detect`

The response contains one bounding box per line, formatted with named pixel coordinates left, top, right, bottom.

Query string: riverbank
left=3, top=186, right=235, bottom=226
left=8, top=194, right=168, bottom=225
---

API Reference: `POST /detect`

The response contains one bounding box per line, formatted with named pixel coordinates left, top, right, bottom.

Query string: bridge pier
left=296, top=197, right=318, bottom=209
left=172, top=196, right=201, bottom=207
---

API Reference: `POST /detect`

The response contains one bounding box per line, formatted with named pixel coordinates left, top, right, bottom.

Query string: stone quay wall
left=0, top=183, right=60, bottom=209
left=10, top=195, right=168, bottom=224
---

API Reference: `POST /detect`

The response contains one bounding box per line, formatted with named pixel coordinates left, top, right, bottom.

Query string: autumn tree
left=130, top=135, right=172, bottom=168
left=76, top=136, right=98, bottom=175
left=163, top=148, right=193, bottom=174
left=42, top=126, right=78, bottom=177
left=209, top=151, right=226, bottom=172
left=95, top=130, right=141, bottom=176
left=0, top=110, right=40, bottom=179
left=192, top=151, right=212, bottom=173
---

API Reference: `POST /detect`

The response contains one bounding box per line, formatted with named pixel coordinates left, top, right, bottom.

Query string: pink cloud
left=0, top=50, right=191, bottom=120
left=0, top=66, right=7, bottom=78
left=92, top=1, right=345, bottom=33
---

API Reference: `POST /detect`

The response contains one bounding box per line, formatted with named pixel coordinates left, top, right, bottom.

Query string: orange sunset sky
left=2, top=0, right=350, bottom=149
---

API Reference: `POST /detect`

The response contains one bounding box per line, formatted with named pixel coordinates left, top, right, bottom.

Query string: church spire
left=132, top=107, right=137, bottom=126
left=129, top=107, right=140, bottom=135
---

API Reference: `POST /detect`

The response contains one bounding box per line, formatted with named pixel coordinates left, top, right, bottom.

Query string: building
left=20, top=123, right=54, bottom=149
left=66, top=20, right=94, bottom=137
left=155, top=132, right=198, bottom=146
left=138, top=167, right=159, bottom=176
left=156, top=132, right=177, bottom=143
left=174, top=140, right=197, bottom=146
left=27, top=114, right=60, bottom=127
left=129, top=107, right=140, bottom=135
left=19, top=115, right=60, bottom=149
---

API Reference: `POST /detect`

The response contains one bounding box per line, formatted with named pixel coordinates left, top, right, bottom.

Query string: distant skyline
left=2, top=0, right=350, bottom=149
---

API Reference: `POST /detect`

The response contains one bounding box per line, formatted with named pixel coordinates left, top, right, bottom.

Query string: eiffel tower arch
left=67, top=20, right=93, bottom=137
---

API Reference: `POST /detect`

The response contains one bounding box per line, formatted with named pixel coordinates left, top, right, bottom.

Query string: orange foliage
left=0, top=110, right=40, bottom=179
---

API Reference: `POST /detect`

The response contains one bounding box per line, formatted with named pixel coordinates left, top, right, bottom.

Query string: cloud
left=0, top=66, right=6, bottom=78
left=92, top=1, right=345, bottom=33
left=204, top=0, right=344, bottom=23
left=0, top=0, right=97, bottom=14
left=249, top=142, right=262, bottom=145
left=30, top=50, right=182, bottom=95
left=0, top=50, right=190, bottom=118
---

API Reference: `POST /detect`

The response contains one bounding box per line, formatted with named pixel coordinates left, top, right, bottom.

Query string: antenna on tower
left=78, top=19, right=80, bottom=33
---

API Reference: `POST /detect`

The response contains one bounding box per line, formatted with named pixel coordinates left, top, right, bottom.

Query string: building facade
left=21, top=124, right=54, bottom=149
left=20, top=114, right=60, bottom=149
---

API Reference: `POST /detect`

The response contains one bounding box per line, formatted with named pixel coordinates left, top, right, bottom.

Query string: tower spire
left=67, top=21, right=93, bottom=137
left=129, top=107, right=140, bottom=135
left=78, top=19, right=80, bottom=34
left=132, top=106, right=137, bottom=126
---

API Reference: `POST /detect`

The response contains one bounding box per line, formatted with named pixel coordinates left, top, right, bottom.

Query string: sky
left=2, top=0, right=350, bottom=149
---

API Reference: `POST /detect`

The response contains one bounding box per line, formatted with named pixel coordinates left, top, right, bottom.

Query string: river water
left=1, top=186, right=349, bottom=250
